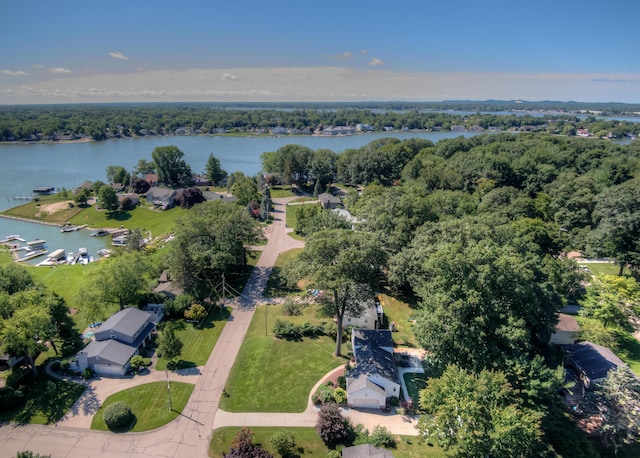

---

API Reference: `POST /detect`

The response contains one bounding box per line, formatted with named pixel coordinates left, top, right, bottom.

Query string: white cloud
left=368, top=58, right=384, bottom=66
left=49, top=67, right=72, bottom=74
left=222, top=73, right=237, bottom=80
left=33, top=64, right=45, bottom=69
left=325, top=52, right=352, bottom=61
left=108, top=51, right=129, bottom=60
left=1, top=67, right=639, bottom=104
left=0, top=70, right=28, bottom=77
left=360, top=50, right=368, bottom=54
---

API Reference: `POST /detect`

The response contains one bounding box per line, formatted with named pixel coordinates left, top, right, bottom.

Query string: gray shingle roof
left=95, top=308, right=153, bottom=341
left=342, top=444, right=394, bottom=458
left=565, top=341, right=625, bottom=381
left=82, top=340, right=137, bottom=366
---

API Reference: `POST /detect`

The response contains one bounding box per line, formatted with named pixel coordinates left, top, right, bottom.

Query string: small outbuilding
left=564, top=341, right=626, bottom=387
left=550, top=313, right=580, bottom=345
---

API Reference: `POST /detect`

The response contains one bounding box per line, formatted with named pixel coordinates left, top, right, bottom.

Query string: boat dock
left=60, top=224, right=88, bottom=233
left=0, top=234, right=26, bottom=243
left=18, top=249, right=48, bottom=262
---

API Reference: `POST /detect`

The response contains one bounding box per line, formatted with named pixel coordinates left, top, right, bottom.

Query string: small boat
left=27, top=239, right=46, bottom=248
left=112, top=235, right=128, bottom=246
left=97, top=248, right=113, bottom=257
left=66, top=252, right=75, bottom=263
left=91, top=229, right=110, bottom=237
left=78, top=247, right=88, bottom=257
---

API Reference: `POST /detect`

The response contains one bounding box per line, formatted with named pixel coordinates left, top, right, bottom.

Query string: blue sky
left=1, top=0, right=639, bottom=104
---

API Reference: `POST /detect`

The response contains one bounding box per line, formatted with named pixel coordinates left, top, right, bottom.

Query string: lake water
left=0, top=131, right=481, bottom=211
left=0, top=131, right=480, bottom=258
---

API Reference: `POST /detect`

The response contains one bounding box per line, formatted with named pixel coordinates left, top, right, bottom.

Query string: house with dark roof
left=76, top=308, right=158, bottom=376
left=564, top=341, right=626, bottom=387
left=146, top=187, right=177, bottom=210
left=347, top=329, right=400, bottom=409
left=153, top=270, right=184, bottom=300
left=318, top=192, right=342, bottom=209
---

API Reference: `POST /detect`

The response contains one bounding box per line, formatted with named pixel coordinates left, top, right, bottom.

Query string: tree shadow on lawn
left=104, top=210, right=132, bottom=222
left=2, top=373, right=86, bottom=425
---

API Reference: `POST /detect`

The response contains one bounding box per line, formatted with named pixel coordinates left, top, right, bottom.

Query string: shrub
left=324, top=321, right=338, bottom=338
left=281, top=300, right=304, bottom=316
left=388, top=396, right=399, bottom=407
left=316, top=402, right=352, bottom=446
left=225, top=427, right=274, bottom=458
left=313, top=383, right=335, bottom=404
left=333, top=387, right=347, bottom=404
left=336, top=375, right=346, bottom=390
left=184, top=303, right=207, bottom=323
left=369, top=425, right=396, bottom=448
left=299, top=321, right=323, bottom=337
left=0, top=386, right=24, bottom=410
left=83, top=367, right=94, bottom=379
left=103, top=401, right=134, bottom=429
left=269, top=430, right=296, bottom=457
left=272, top=319, right=299, bottom=340
left=164, top=294, right=195, bottom=318
left=129, top=355, right=146, bottom=373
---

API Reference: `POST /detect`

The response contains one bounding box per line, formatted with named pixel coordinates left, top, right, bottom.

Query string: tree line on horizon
left=1, top=103, right=640, bottom=142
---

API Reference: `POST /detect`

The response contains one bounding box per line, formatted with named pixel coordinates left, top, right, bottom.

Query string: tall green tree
left=167, top=200, right=259, bottom=298
left=204, top=153, right=227, bottom=184
left=105, top=165, right=129, bottom=185
left=98, top=185, right=118, bottom=211
left=158, top=322, right=183, bottom=367
left=589, top=179, right=640, bottom=276
left=151, top=145, right=193, bottom=187
left=284, top=229, right=386, bottom=355
left=82, top=253, right=153, bottom=311
left=418, top=365, right=544, bottom=457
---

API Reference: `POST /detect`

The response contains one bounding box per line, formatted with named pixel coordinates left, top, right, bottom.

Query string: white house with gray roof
left=76, top=308, right=158, bottom=376
left=347, top=329, right=400, bottom=409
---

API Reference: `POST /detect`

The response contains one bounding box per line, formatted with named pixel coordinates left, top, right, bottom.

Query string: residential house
left=564, top=341, right=626, bottom=388
left=347, top=329, right=400, bottom=409
left=318, top=192, right=342, bottom=210
left=146, top=187, right=177, bottom=210
left=75, top=308, right=158, bottom=376
left=117, top=192, right=140, bottom=209
left=550, top=313, right=580, bottom=345
left=153, top=270, right=184, bottom=300
left=145, top=174, right=159, bottom=187
left=202, top=191, right=238, bottom=203
left=344, top=299, right=383, bottom=330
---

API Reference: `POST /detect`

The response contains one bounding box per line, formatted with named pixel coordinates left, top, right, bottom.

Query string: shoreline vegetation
left=1, top=102, right=639, bottom=144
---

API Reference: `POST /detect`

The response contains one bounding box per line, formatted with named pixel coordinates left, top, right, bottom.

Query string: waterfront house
left=146, top=187, right=177, bottom=210
left=347, top=329, right=400, bottom=409
left=76, top=308, right=158, bottom=376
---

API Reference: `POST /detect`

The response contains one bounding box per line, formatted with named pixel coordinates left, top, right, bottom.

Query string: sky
left=1, top=0, right=640, bottom=105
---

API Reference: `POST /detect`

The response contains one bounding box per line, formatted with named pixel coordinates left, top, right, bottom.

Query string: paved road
left=0, top=197, right=418, bottom=457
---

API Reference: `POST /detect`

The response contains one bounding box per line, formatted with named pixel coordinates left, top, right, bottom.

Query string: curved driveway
left=0, top=197, right=418, bottom=457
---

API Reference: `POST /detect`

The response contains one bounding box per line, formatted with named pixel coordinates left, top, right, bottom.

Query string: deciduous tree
left=151, top=145, right=193, bottom=187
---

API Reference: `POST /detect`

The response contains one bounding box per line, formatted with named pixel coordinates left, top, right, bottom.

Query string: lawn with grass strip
left=155, top=306, right=232, bottom=371
left=209, top=427, right=446, bottom=458
left=68, top=204, right=186, bottom=237
left=269, top=186, right=298, bottom=198
left=614, top=329, right=640, bottom=375
left=0, top=370, right=86, bottom=425
left=263, top=248, right=304, bottom=298
left=219, top=303, right=345, bottom=412
left=579, top=262, right=628, bottom=278
left=403, top=372, right=428, bottom=407
left=378, top=293, right=419, bottom=347
left=91, top=381, right=194, bottom=432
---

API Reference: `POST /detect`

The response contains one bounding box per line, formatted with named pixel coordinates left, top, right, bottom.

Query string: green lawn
left=90, top=381, right=194, bottom=432
left=579, top=262, right=627, bottom=278
left=1, top=196, right=84, bottom=223
left=209, top=427, right=446, bottom=458
left=219, top=303, right=346, bottom=412
left=269, top=186, right=298, bottom=198
left=403, top=372, right=428, bottom=406
left=614, top=330, right=640, bottom=375
left=263, top=248, right=304, bottom=297
left=68, top=204, right=186, bottom=237
left=378, top=293, right=419, bottom=347
left=0, top=369, right=86, bottom=425
left=155, top=306, right=232, bottom=371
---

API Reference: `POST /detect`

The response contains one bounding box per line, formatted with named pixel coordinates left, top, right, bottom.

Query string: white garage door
left=352, top=398, right=381, bottom=409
